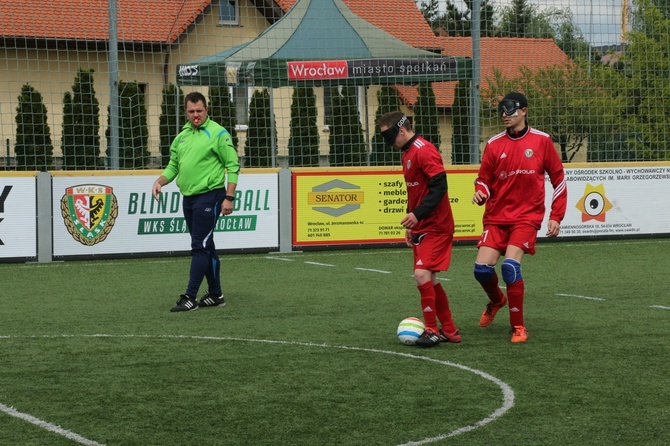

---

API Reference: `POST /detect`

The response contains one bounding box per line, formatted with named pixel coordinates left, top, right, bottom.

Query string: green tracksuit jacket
left=162, top=117, right=240, bottom=197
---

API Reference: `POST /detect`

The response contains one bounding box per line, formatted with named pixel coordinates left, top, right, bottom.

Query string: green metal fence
left=2, top=0, right=662, bottom=170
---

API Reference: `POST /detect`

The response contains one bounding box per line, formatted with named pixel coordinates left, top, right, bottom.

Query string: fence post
left=279, top=167, right=292, bottom=253
left=36, top=171, right=53, bottom=262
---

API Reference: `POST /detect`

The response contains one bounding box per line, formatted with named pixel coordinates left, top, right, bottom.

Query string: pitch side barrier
left=290, top=162, right=670, bottom=248
left=1, top=162, right=670, bottom=263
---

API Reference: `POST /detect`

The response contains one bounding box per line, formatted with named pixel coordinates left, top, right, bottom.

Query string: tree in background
left=576, top=54, right=638, bottom=162
left=496, top=0, right=554, bottom=38
left=482, top=60, right=632, bottom=163
left=417, top=0, right=495, bottom=37
left=288, top=87, right=319, bottom=167
left=61, top=68, right=101, bottom=170
left=647, top=0, right=670, bottom=17
left=417, top=0, right=594, bottom=63
left=624, top=0, right=670, bottom=160
left=370, top=86, right=403, bottom=166
left=14, top=84, right=53, bottom=171
left=442, top=1, right=470, bottom=36
left=328, top=87, right=366, bottom=166
left=208, top=87, right=239, bottom=151
left=244, top=88, right=277, bottom=168
left=451, top=80, right=471, bottom=164
left=552, top=14, right=597, bottom=62
left=449, top=0, right=495, bottom=37
left=159, top=83, right=184, bottom=168
left=470, top=0, right=496, bottom=36
left=413, top=83, right=441, bottom=150
left=415, top=0, right=441, bottom=34
left=105, top=81, right=150, bottom=169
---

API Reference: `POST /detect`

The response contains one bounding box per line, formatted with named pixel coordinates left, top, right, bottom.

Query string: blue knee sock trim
left=474, top=262, right=496, bottom=283
left=501, top=258, right=522, bottom=284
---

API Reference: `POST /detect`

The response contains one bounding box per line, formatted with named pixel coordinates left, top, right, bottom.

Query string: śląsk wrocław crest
left=61, top=184, right=118, bottom=246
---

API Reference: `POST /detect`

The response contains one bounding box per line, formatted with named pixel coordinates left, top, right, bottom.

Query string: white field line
left=409, top=275, right=452, bottom=282
left=555, top=293, right=606, bottom=301
left=650, top=305, right=670, bottom=310
left=0, top=402, right=105, bottom=446
left=534, top=239, right=670, bottom=251
left=0, top=334, right=515, bottom=446
left=304, top=261, right=335, bottom=266
left=17, top=238, right=670, bottom=269
left=355, top=267, right=392, bottom=274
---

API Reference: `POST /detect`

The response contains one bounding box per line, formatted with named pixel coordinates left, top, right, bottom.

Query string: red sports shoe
left=478, top=296, right=507, bottom=327
left=439, top=328, right=462, bottom=343
left=510, top=325, right=529, bottom=343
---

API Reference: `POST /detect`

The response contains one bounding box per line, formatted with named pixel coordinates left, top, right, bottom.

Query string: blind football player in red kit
left=472, top=92, right=567, bottom=343
left=379, top=111, right=460, bottom=348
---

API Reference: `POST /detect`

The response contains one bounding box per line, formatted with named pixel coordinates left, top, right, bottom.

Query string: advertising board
left=52, top=172, right=279, bottom=257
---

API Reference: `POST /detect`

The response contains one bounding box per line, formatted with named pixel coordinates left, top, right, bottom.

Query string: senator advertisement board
left=0, top=173, right=37, bottom=260
left=292, top=167, right=482, bottom=246
left=52, top=171, right=279, bottom=257
left=294, top=163, right=670, bottom=248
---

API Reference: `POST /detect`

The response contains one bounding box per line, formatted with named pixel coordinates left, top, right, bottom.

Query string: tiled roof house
left=0, top=0, right=209, bottom=44
left=399, top=36, right=572, bottom=107
left=0, top=0, right=570, bottom=107
left=0, top=0, right=571, bottom=161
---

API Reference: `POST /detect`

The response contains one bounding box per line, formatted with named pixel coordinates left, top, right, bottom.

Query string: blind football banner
left=52, top=171, right=279, bottom=257
left=292, top=168, right=482, bottom=246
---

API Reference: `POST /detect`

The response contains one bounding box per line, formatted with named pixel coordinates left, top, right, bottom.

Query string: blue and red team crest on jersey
left=61, top=184, right=118, bottom=246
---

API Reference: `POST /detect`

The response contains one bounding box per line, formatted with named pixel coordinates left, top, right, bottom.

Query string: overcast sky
left=419, top=0, right=624, bottom=46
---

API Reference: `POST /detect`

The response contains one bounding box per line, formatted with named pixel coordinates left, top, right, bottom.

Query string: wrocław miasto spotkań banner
left=51, top=170, right=278, bottom=258
left=292, top=167, right=482, bottom=246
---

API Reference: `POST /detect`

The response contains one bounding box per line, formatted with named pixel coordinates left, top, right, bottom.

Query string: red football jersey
left=402, top=136, right=454, bottom=234
left=474, top=127, right=567, bottom=229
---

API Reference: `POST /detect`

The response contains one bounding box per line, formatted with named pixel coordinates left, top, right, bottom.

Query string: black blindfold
left=380, top=115, right=408, bottom=146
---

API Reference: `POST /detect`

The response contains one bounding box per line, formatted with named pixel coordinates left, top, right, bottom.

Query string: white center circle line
left=0, top=334, right=515, bottom=445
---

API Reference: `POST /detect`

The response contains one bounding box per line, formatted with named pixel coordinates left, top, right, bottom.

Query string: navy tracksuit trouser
left=182, top=187, right=226, bottom=297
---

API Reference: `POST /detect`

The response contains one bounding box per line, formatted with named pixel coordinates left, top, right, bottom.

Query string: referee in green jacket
left=152, top=91, right=240, bottom=312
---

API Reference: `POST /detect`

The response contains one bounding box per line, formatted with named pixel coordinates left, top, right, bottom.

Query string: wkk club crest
left=61, top=184, right=118, bottom=246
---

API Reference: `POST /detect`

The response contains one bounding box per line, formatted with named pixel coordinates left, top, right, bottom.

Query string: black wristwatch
left=224, top=195, right=235, bottom=202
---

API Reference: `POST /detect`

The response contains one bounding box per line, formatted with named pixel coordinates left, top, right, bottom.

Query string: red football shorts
left=477, top=224, right=538, bottom=255
left=411, top=231, right=453, bottom=271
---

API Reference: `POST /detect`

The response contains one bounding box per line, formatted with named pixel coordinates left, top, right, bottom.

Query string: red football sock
left=418, top=281, right=438, bottom=332
left=507, top=279, right=525, bottom=327
left=433, top=283, right=457, bottom=333
left=480, top=272, right=506, bottom=305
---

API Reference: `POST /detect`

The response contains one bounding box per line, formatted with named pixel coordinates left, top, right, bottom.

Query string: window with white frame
left=231, top=85, right=250, bottom=127
left=323, top=87, right=333, bottom=127
left=218, top=0, right=239, bottom=25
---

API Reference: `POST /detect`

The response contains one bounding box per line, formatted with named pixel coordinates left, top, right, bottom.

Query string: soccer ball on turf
left=397, top=317, right=425, bottom=346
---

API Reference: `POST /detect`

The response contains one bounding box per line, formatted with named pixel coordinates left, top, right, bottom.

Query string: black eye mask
left=498, top=99, right=521, bottom=117
left=381, top=115, right=407, bottom=146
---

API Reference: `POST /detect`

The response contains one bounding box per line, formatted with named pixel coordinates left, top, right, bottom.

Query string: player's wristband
left=224, top=195, right=235, bottom=202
